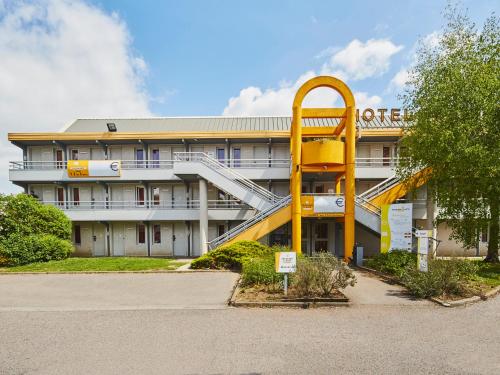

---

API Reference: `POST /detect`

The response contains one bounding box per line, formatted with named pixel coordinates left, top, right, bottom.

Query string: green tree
left=398, top=7, right=499, bottom=262
left=0, top=194, right=73, bottom=265
left=0, top=193, right=71, bottom=240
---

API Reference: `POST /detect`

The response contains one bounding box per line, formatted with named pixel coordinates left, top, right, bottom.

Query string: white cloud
left=388, top=68, right=410, bottom=90
left=354, top=92, right=382, bottom=109
left=386, top=31, right=440, bottom=93
left=223, top=38, right=396, bottom=116
left=322, top=39, right=404, bottom=81
left=0, top=0, right=152, bottom=193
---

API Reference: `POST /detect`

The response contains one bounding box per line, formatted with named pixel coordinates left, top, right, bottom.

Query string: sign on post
left=380, top=203, right=413, bottom=252
left=275, top=252, right=297, bottom=296
left=415, top=230, right=431, bottom=272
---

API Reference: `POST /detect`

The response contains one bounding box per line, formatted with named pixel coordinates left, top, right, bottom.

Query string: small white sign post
left=275, top=252, right=297, bottom=296
left=415, top=230, right=431, bottom=272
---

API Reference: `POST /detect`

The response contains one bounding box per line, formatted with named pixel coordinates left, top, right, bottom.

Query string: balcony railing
left=355, top=157, right=400, bottom=167
left=41, top=200, right=252, bottom=210
left=10, top=157, right=400, bottom=171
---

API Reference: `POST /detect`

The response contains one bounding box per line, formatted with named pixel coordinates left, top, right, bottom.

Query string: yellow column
left=291, top=105, right=302, bottom=254
left=344, top=106, right=355, bottom=262
left=335, top=174, right=343, bottom=195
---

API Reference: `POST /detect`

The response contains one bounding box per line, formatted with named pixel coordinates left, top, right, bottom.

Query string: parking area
left=0, top=272, right=239, bottom=311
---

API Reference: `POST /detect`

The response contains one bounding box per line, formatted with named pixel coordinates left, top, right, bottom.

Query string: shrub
left=365, top=250, right=417, bottom=278
left=191, top=241, right=274, bottom=269
left=292, top=253, right=356, bottom=297
left=402, top=259, right=479, bottom=298
left=292, top=256, right=319, bottom=297
left=0, top=194, right=71, bottom=240
left=313, top=253, right=357, bottom=296
left=0, top=233, right=73, bottom=266
left=241, top=257, right=283, bottom=287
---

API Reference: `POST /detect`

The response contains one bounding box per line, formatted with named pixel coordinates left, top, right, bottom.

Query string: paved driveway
left=0, top=272, right=239, bottom=311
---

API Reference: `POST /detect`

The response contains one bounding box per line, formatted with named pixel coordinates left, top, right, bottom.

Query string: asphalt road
left=0, top=272, right=498, bottom=375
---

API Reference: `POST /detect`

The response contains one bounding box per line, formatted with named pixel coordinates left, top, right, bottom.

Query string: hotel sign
left=67, top=160, right=121, bottom=178
left=356, top=108, right=411, bottom=123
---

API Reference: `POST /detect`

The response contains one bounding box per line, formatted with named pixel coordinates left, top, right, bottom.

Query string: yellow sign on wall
left=67, top=160, right=121, bottom=178
left=67, top=160, right=89, bottom=177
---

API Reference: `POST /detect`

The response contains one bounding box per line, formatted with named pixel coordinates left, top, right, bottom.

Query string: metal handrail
left=208, top=195, right=292, bottom=249
left=174, top=152, right=280, bottom=203
left=214, top=158, right=290, bottom=168
left=358, top=175, right=401, bottom=201
left=41, top=199, right=252, bottom=210
left=355, top=157, right=400, bottom=167
left=9, top=158, right=291, bottom=170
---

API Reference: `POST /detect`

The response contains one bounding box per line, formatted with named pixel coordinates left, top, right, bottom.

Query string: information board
left=380, top=203, right=413, bottom=252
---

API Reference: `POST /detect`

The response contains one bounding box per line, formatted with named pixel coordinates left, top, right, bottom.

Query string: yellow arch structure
left=291, top=76, right=356, bottom=262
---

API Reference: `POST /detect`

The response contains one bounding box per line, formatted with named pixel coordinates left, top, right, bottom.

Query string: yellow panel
left=302, top=108, right=346, bottom=118
left=301, top=140, right=344, bottom=166
left=369, top=169, right=430, bottom=208
left=302, top=126, right=337, bottom=137
left=67, top=160, right=89, bottom=177
left=222, top=204, right=292, bottom=246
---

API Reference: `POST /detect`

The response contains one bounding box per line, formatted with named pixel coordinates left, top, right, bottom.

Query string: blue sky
left=0, top=0, right=498, bottom=193
left=92, top=0, right=498, bottom=115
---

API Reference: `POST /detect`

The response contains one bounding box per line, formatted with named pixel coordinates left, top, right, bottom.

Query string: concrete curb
left=228, top=277, right=350, bottom=308
left=0, top=269, right=233, bottom=275
left=430, top=285, right=500, bottom=307
left=356, top=265, right=500, bottom=308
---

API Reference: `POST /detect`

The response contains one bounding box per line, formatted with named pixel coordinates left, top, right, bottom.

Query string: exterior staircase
left=173, top=152, right=280, bottom=211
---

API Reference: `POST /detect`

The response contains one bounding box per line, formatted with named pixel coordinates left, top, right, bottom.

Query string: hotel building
left=7, top=116, right=488, bottom=258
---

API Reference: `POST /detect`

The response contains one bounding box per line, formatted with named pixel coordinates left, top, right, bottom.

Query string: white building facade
left=8, top=117, right=488, bottom=258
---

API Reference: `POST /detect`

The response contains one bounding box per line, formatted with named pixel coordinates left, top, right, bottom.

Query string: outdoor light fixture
left=107, top=123, right=117, bottom=132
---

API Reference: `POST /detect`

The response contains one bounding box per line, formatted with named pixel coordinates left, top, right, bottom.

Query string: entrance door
left=92, top=224, right=106, bottom=256
left=383, top=146, right=391, bottom=166
left=216, top=148, right=225, bottom=164
left=173, top=222, right=188, bottom=256
left=314, top=223, right=329, bottom=252
left=112, top=223, right=125, bottom=256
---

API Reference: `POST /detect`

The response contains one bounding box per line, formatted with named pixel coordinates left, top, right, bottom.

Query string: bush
left=0, top=194, right=71, bottom=240
left=0, top=233, right=73, bottom=266
left=191, top=241, right=274, bottom=269
left=292, top=253, right=357, bottom=297
left=365, top=250, right=417, bottom=278
left=402, top=259, right=479, bottom=298
left=241, top=256, right=284, bottom=287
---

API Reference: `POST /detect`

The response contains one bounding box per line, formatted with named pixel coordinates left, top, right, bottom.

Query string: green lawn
left=473, top=261, right=500, bottom=287
left=0, top=257, right=188, bottom=272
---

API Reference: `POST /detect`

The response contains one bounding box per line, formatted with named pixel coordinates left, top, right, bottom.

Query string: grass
left=0, top=257, right=188, bottom=273
left=473, top=261, right=500, bottom=287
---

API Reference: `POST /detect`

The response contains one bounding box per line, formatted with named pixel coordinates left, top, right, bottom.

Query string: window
left=57, top=187, right=64, bottom=206
left=137, top=224, right=146, bottom=244
left=136, top=187, right=145, bottom=206
left=315, top=185, right=324, bottom=194
left=153, top=224, right=161, bottom=244
left=152, top=149, right=160, bottom=168
left=217, top=224, right=225, bottom=237
left=56, top=150, right=64, bottom=169
left=316, top=223, right=328, bottom=239
left=71, top=149, right=79, bottom=160
left=152, top=187, right=160, bottom=206
left=481, top=228, right=488, bottom=243
left=73, top=187, right=80, bottom=206
left=136, top=149, right=144, bottom=167
left=74, top=225, right=81, bottom=245
left=232, top=148, right=241, bottom=167
left=383, top=146, right=390, bottom=166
